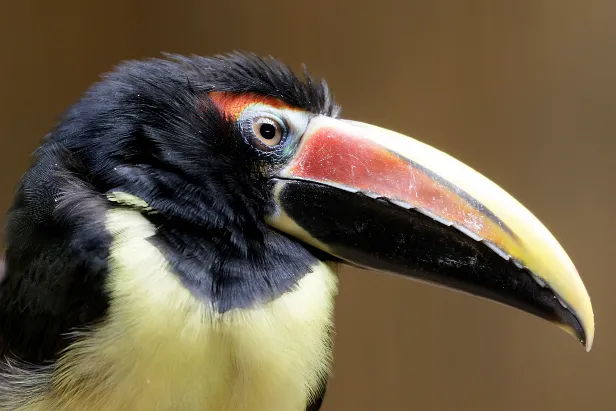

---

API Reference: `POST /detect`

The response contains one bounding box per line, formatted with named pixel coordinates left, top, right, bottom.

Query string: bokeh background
left=1, top=1, right=614, bottom=410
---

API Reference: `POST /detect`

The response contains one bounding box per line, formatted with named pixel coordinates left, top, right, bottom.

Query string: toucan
left=0, top=53, right=593, bottom=411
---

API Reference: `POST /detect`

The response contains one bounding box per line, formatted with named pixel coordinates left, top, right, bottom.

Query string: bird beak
left=267, top=115, right=594, bottom=351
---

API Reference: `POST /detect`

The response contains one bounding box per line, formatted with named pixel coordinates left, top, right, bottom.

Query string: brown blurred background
left=1, top=1, right=614, bottom=410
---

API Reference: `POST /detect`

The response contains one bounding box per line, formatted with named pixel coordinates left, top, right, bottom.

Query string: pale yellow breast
left=24, top=208, right=338, bottom=411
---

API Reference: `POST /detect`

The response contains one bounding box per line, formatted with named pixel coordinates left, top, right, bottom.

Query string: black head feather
left=0, top=52, right=340, bottom=364
left=165, top=52, right=340, bottom=117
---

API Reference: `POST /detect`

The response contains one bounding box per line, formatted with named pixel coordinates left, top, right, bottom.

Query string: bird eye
left=252, top=116, right=283, bottom=147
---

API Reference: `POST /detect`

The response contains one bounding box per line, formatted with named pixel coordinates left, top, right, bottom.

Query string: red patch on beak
left=288, top=127, right=416, bottom=197
left=285, top=126, right=509, bottom=248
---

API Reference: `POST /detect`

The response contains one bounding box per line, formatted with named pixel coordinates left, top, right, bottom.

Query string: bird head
left=10, top=52, right=593, bottom=351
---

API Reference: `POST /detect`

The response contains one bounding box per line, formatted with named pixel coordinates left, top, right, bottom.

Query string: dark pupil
left=260, top=123, right=277, bottom=139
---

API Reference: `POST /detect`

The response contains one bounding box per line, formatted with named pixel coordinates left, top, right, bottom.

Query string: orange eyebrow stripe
left=208, top=92, right=294, bottom=121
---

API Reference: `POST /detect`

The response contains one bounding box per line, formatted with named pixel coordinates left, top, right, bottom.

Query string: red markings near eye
left=208, top=92, right=293, bottom=121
